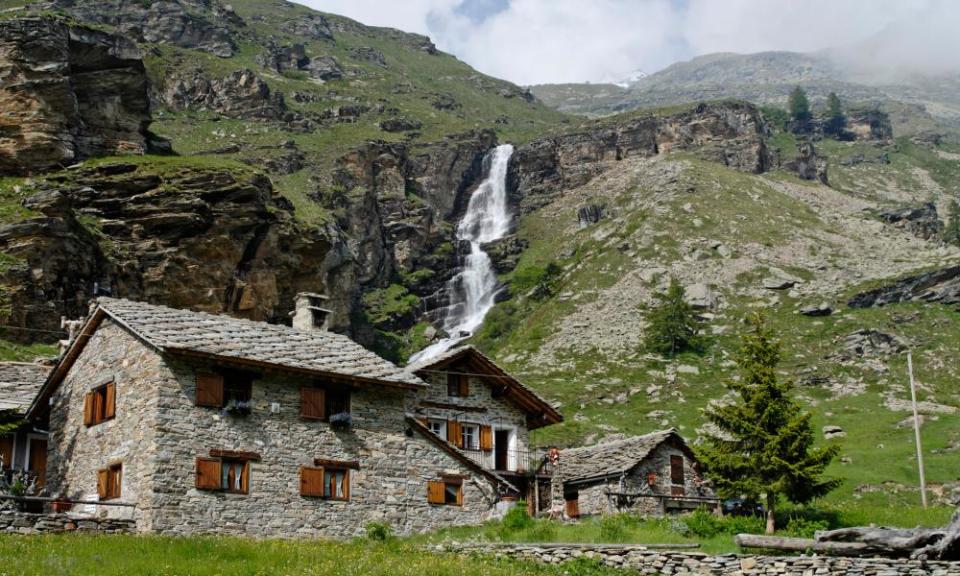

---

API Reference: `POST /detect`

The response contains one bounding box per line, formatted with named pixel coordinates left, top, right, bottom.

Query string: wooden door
left=565, top=497, right=580, bottom=518
left=28, top=437, right=47, bottom=489
left=0, top=435, right=13, bottom=468
left=494, top=430, right=510, bottom=470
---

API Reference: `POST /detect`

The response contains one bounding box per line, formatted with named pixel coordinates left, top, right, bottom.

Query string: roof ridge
left=563, top=429, right=674, bottom=453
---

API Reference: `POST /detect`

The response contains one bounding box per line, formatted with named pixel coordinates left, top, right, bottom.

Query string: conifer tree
left=699, top=314, right=840, bottom=534
left=788, top=86, right=812, bottom=130
left=944, top=199, right=960, bottom=246
left=643, top=278, right=703, bottom=357
left=824, top=92, right=846, bottom=137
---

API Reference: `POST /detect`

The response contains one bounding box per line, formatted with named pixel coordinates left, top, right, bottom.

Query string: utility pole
left=907, top=351, right=928, bottom=508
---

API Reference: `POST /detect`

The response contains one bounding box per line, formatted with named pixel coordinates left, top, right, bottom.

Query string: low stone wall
left=0, top=511, right=135, bottom=534
left=443, top=543, right=960, bottom=575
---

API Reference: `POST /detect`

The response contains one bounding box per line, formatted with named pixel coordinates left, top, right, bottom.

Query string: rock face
left=510, top=101, right=771, bottom=212
left=0, top=17, right=156, bottom=175
left=848, top=265, right=960, bottom=309
left=0, top=162, right=336, bottom=340
left=879, top=202, right=942, bottom=241
left=161, top=68, right=288, bottom=120
left=787, top=140, right=829, bottom=184
left=50, top=0, right=240, bottom=57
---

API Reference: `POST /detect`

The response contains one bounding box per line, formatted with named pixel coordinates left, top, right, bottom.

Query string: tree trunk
left=765, top=494, right=776, bottom=534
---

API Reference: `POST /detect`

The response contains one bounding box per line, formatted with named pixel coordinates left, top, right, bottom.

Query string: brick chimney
left=290, top=292, right=332, bottom=332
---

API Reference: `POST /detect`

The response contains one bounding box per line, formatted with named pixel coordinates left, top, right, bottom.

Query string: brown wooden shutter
left=447, top=420, right=462, bottom=448
left=458, top=375, right=469, bottom=397
left=479, top=425, right=493, bottom=452
left=300, top=466, right=325, bottom=497
left=565, top=497, right=580, bottom=518
left=342, top=471, right=350, bottom=501
left=427, top=480, right=445, bottom=504
left=300, top=387, right=326, bottom=419
left=670, top=455, right=684, bottom=485
left=239, top=461, right=250, bottom=494
left=195, top=457, right=222, bottom=490
left=195, top=373, right=224, bottom=407
left=455, top=484, right=463, bottom=506
left=96, top=468, right=109, bottom=499
left=83, top=392, right=94, bottom=426
left=104, top=382, right=116, bottom=419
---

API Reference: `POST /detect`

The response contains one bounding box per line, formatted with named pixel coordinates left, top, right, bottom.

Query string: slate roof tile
left=558, top=429, right=681, bottom=483
left=0, top=362, right=51, bottom=413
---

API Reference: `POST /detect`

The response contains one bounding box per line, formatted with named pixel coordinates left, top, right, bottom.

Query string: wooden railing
left=460, top=448, right=550, bottom=475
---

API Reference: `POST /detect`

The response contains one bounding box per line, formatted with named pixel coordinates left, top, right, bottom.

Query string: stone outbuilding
left=0, top=361, right=52, bottom=492
left=551, top=429, right=715, bottom=518
left=26, top=297, right=553, bottom=537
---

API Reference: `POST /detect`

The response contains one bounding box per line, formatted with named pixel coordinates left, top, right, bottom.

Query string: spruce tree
left=699, top=314, right=840, bottom=534
left=944, top=199, right=960, bottom=246
left=643, top=278, right=703, bottom=357
left=824, top=92, right=846, bottom=137
left=788, top=86, right=812, bottom=130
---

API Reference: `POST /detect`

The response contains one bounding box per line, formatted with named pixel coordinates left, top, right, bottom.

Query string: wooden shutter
left=104, top=382, right=116, bottom=419
left=565, top=497, right=580, bottom=518
left=427, top=480, right=445, bottom=504
left=447, top=420, right=462, bottom=448
left=670, top=455, right=684, bottom=485
left=0, top=435, right=12, bottom=468
left=342, top=471, right=350, bottom=501
left=458, top=375, right=469, bottom=397
left=96, top=468, right=109, bottom=499
left=195, top=373, right=224, bottom=407
left=195, top=457, right=222, bottom=490
left=300, top=466, right=325, bottom=497
left=300, top=387, right=326, bottom=419
left=83, top=392, right=94, bottom=426
left=455, top=484, right=463, bottom=506
left=479, top=425, right=493, bottom=452
left=239, top=461, right=250, bottom=494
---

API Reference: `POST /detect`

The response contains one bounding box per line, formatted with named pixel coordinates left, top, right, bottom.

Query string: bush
left=501, top=502, right=534, bottom=532
left=683, top=508, right=725, bottom=538
left=365, top=522, right=392, bottom=542
left=782, top=516, right=829, bottom=538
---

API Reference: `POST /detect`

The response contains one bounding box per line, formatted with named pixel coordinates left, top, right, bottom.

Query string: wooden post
left=908, top=351, right=928, bottom=509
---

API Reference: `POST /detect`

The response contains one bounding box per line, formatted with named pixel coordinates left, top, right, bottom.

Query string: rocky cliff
left=0, top=17, right=161, bottom=175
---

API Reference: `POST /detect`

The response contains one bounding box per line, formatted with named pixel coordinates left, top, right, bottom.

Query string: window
left=300, top=386, right=351, bottom=422
left=446, top=372, right=468, bottom=397
left=196, top=370, right=255, bottom=412
left=427, top=477, right=462, bottom=506
left=0, top=435, right=12, bottom=468
left=461, top=424, right=479, bottom=450
left=300, top=460, right=356, bottom=500
left=83, top=381, right=116, bottom=427
left=670, top=455, right=685, bottom=485
left=195, top=451, right=259, bottom=494
left=96, top=463, right=122, bottom=500
left=426, top=420, right=447, bottom=440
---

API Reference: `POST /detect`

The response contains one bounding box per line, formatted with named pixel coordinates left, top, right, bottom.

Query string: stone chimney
left=290, top=292, right=332, bottom=332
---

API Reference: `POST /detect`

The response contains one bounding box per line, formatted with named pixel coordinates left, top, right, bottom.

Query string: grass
left=0, top=534, right=621, bottom=576
left=0, top=337, right=56, bottom=362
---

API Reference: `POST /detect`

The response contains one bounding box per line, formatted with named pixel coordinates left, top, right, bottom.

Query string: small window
left=196, top=370, right=255, bottom=412
left=96, top=463, right=122, bottom=500
left=326, top=389, right=351, bottom=420
left=301, top=386, right=351, bottom=422
left=427, top=478, right=462, bottom=506
left=426, top=420, right=446, bottom=440
left=195, top=456, right=251, bottom=494
left=446, top=373, right=468, bottom=397
left=461, top=424, right=479, bottom=451
left=300, top=462, right=353, bottom=500
left=324, top=468, right=349, bottom=500
left=83, top=382, right=116, bottom=427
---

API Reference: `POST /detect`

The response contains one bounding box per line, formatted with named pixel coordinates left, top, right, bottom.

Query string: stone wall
left=553, top=438, right=711, bottom=517
left=445, top=543, right=960, bottom=575
left=0, top=510, right=133, bottom=534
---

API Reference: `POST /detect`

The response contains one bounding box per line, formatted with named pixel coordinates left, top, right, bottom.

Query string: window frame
left=426, top=419, right=447, bottom=440
left=195, top=369, right=257, bottom=410
left=428, top=477, right=463, bottom=506
left=446, top=372, right=468, bottom=397
left=97, top=462, right=122, bottom=501
left=84, top=381, right=116, bottom=427
left=670, top=454, right=685, bottom=486
left=460, top=423, right=479, bottom=451
left=323, top=467, right=350, bottom=501
left=220, top=458, right=250, bottom=494
left=300, top=384, right=351, bottom=422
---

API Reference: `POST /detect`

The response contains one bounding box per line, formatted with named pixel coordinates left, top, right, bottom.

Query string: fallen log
left=734, top=534, right=877, bottom=556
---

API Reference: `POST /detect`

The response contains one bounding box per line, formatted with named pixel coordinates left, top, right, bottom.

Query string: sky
left=297, top=0, right=958, bottom=86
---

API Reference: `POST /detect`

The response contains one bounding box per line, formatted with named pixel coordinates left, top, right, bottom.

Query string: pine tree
left=699, top=314, right=840, bottom=534
left=944, top=199, right=960, bottom=246
left=643, top=278, right=703, bottom=357
left=788, top=86, right=812, bottom=130
left=824, top=92, right=846, bottom=137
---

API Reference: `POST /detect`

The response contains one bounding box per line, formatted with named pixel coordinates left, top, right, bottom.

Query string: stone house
left=407, top=346, right=563, bottom=515
left=551, top=429, right=714, bottom=518
left=0, top=362, right=52, bottom=491
left=26, top=297, right=560, bottom=537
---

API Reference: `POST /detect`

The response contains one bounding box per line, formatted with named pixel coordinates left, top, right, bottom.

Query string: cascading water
left=409, top=144, right=514, bottom=363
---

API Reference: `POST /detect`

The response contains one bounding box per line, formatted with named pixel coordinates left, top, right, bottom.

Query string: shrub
left=783, top=516, right=829, bottom=538
left=501, top=502, right=534, bottom=532
left=365, top=522, right=392, bottom=542
left=683, top=508, right=724, bottom=538
left=599, top=514, right=630, bottom=542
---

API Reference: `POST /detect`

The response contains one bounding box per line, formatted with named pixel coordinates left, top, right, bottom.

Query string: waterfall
left=409, top=144, right=514, bottom=363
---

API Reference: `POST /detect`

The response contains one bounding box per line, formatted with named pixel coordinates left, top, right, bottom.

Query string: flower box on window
left=329, top=412, right=352, bottom=429
left=223, top=399, right=252, bottom=416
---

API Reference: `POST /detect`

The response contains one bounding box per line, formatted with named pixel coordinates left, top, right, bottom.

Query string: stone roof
left=558, top=429, right=686, bottom=484
left=407, top=345, right=562, bottom=427
left=0, top=362, right=51, bottom=413
left=97, top=298, right=425, bottom=388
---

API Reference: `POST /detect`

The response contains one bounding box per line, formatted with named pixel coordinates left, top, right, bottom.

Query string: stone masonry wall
left=48, top=319, right=161, bottom=524
left=553, top=439, right=711, bottom=517
left=0, top=510, right=133, bottom=534
left=446, top=543, right=960, bottom=576
left=415, top=366, right=530, bottom=463
left=143, top=355, right=500, bottom=537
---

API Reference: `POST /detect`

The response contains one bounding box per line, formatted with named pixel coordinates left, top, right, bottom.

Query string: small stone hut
left=0, top=362, right=52, bottom=490
left=551, top=429, right=714, bottom=518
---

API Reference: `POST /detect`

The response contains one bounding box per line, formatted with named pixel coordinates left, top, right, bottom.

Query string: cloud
left=297, top=0, right=960, bottom=85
